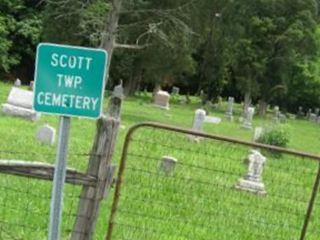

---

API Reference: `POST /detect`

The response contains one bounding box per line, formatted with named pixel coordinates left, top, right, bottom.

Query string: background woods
left=1, top=0, right=320, bottom=113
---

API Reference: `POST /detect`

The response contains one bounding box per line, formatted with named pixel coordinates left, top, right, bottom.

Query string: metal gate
left=106, top=122, right=320, bottom=240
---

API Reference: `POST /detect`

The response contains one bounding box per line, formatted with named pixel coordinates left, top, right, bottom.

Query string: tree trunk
left=100, top=0, right=123, bottom=80
left=259, top=99, right=268, bottom=117
left=124, top=75, right=138, bottom=96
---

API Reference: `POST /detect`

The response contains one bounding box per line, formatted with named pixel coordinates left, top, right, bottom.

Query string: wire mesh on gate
left=106, top=123, right=320, bottom=240
left=0, top=150, right=96, bottom=240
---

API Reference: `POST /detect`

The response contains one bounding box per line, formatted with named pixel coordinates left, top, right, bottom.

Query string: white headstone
left=204, top=116, right=221, bottom=124
left=193, top=109, right=206, bottom=131
left=2, top=87, right=40, bottom=121
left=235, top=150, right=267, bottom=195
left=273, top=106, right=280, bottom=123
left=172, top=87, right=180, bottom=95
left=253, top=127, right=264, bottom=142
left=242, top=107, right=255, bottom=130
left=154, top=90, right=170, bottom=110
left=159, top=156, right=177, bottom=175
left=188, top=109, right=206, bottom=142
left=14, top=78, right=21, bottom=87
left=36, top=124, right=56, bottom=145
left=7, top=87, right=33, bottom=109
left=225, top=97, right=234, bottom=121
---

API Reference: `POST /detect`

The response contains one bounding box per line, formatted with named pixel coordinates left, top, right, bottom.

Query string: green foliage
left=0, top=0, right=42, bottom=74
left=257, top=126, right=290, bottom=148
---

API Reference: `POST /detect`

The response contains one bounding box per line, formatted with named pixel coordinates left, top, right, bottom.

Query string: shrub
left=257, top=126, right=290, bottom=148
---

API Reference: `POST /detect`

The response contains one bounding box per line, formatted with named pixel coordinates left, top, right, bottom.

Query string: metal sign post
left=32, top=43, right=108, bottom=240
left=48, top=116, right=71, bottom=240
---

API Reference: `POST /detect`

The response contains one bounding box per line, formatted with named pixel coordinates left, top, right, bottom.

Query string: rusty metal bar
left=105, top=121, right=135, bottom=240
left=105, top=121, right=320, bottom=240
left=300, top=163, right=320, bottom=240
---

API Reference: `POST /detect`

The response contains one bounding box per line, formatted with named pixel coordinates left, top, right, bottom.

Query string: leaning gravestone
left=36, top=124, right=56, bottom=145
left=159, top=156, right=177, bottom=175
left=225, top=97, right=234, bottom=121
left=235, top=150, right=267, bottom=195
left=242, top=107, right=255, bottom=130
left=2, top=87, right=40, bottom=121
left=154, top=90, right=170, bottom=110
left=14, top=78, right=21, bottom=87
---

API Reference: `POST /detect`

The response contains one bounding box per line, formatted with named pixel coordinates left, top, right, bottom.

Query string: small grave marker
left=154, top=90, right=170, bottom=110
left=14, top=78, right=21, bottom=87
left=159, top=156, right=177, bottom=175
left=36, top=124, right=56, bottom=145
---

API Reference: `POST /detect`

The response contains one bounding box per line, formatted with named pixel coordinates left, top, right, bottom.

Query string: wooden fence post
left=71, top=84, right=123, bottom=240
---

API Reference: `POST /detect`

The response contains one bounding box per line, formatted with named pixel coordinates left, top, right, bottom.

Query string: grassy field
left=0, top=81, right=320, bottom=239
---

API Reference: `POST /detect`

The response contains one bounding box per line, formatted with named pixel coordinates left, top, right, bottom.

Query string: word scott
left=51, top=54, right=93, bottom=70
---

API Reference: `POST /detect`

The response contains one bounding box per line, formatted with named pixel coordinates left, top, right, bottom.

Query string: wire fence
left=106, top=123, right=320, bottom=240
left=0, top=150, right=100, bottom=240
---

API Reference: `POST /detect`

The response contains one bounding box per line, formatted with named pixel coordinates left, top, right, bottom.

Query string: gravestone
left=29, top=81, right=34, bottom=91
left=279, top=113, right=287, bottom=123
left=154, top=90, right=170, bottom=110
left=242, top=107, right=255, bottom=130
left=235, top=150, right=267, bottom=195
left=225, top=97, right=234, bottom=121
left=14, top=78, right=21, bottom=87
left=36, top=124, right=56, bottom=145
left=188, top=109, right=206, bottom=142
left=253, top=127, right=264, bottom=142
left=310, top=113, right=317, bottom=122
left=297, top=106, right=304, bottom=119
left=2, top=87, right=40, bottom=121
left=307, top=109, right=312, bottom=119
left=317, top=116, right=320, bottom=124
left=273, top=106, right=280, bottom=123
left=159, top=156, right=177, bottom=175
left=192, top=109, right=206, bottom=131
left=172, top=86, right=180, bottom=95
left=200, top=90, right=206, bottom=105
left=315, top=108, right=319, bottom=116
left=204, top=116, right=221, bottom=124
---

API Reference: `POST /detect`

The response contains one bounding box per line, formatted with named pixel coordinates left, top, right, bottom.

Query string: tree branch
left=114, top=42, right=150, bottom=50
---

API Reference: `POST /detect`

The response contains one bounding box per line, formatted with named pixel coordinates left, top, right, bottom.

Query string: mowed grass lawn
left=0, top=81, right=320, bottom=239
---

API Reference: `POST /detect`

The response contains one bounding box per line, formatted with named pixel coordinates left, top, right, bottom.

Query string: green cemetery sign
left=33, top=43, right=108, bottom=119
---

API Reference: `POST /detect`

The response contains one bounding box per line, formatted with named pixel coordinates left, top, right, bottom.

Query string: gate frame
left=105, top=122, right=320, bottom=240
